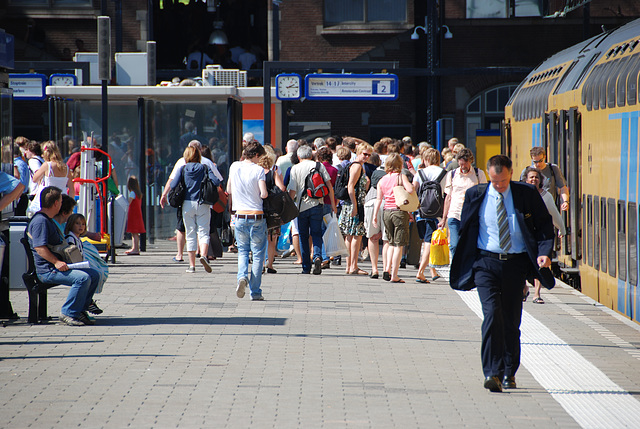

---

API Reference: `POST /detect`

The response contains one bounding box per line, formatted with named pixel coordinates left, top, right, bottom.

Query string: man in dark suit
left=450, top=154, right=555, bottom=392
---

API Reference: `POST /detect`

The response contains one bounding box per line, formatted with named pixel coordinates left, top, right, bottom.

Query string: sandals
left=125, top=250, right=140, bottom=255
left=349, top=269, right=368, bottom=276
left=523, top=290, right=530, bottom=302
left=370, top=272, right=379, bottom=279
left=432, top=275, right=441, bottom=281
left=172, top=256, right=184, bottom=262
left=416, top=277, right=430, bottom=284
left=533, top=297, right=545, bottom=304
left=391, top=279, right=405, bottom=283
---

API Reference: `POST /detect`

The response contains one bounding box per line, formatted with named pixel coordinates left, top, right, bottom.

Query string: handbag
left=212, top=185, right=228, bottom=213
left=322, top=214, right=349, bottom=257
left=264, top=187, right=299, bottom=229
left=393, top=173, right=419, bottom=212
left=199, top=174, right=219, bottom=206
left=220, top=222, right=234, bottom=247
left=168, top=172, right=186, bottom=208
left=429, top=228, right=450, bottom=267
left=48, top=242, right=84, bottom=264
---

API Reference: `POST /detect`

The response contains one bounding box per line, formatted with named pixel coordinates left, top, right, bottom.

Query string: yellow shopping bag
left=429, top=228, right=450, bottom=267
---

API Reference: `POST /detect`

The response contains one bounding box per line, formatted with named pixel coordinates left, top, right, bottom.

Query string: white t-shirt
left=169, top=157, right=223, bottom=182
left=228, top=160, right=266, bottom=212
left=443, top=167, right=487, bottom=221
left=287, top=159, right=331, bottom=212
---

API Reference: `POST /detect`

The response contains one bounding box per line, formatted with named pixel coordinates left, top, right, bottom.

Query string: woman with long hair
left=258, top=146, right=285, bottom=273
left=169, top=146, right=220, bottom=273
left=338, top=142, right=372, bottom=275
left=28, top=141, right=75, bottom=215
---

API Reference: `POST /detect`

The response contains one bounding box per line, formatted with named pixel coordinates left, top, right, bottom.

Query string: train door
left=568, top=107, right=581, bottom=265
left=501, top=119, right=511, bottom=158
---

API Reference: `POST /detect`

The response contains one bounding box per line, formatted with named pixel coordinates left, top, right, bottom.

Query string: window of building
left=466, top=0, right=543, bottom=19
left=324, top=0, right=407, bottom=25
left=9, top=0, right=92, bottom=5
left=465, top=84, right=517, bottom=153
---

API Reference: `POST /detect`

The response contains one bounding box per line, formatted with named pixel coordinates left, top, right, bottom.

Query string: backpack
left=417, top=168, right=448, bottom=218
left=304, top=162, right=329, bottom=199
left=335, top=162, right=362, bottom=202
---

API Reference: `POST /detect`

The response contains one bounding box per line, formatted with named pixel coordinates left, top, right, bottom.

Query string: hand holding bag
left=429, top=228, right=450, bottom=267
left=168, top=171, right=186, bottom=208
left=199, top=173, right=219, bottom=206
left=393, top=173, right=419, bottom=212
left=323, top=214, right=349, bottom=257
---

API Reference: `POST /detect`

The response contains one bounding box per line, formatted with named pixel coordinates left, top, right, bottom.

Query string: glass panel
left=594, top=196, right=600, bottom=271
left=617, top=54, right=639, bottom=107
left=368, top=0, right=406, bottom=22
left=498, top=87, right=510, bottom=110
left=325, top=0, right=364, bottom=24
left=54, top=0, right=92, bottom=4
left=608, top=198, right=616, bottom=277
left=486, top=88, right=497, bottom=113
left=601, top=198, right=607, bottom=273
left=0, top=89, right=14, bottom=218
left=9, top=0, right=47, bottom=4
left=608, top=57, right=628, bottom=108
left=585, top=195, right=593, bottom=267
left=466, top=0, right=507, bottom=18
left=629, top=202, right=637, bottom=286
left=513, top=0, right=543, bottom=17
left=467, top=96, right=481, bottom=113
left=618, top=200, right=626, bottom=281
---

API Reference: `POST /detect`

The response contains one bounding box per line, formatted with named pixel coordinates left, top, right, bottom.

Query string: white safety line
left=456, top=289, right=640, bottom=429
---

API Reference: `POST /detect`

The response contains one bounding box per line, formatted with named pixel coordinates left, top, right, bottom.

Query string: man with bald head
left=276, top=139, right=299, bottom=178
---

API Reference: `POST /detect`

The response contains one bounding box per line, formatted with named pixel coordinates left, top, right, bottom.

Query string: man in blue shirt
left=27, top=186, right=100, bottom=326
left=450, top=155, right=554, bottom=392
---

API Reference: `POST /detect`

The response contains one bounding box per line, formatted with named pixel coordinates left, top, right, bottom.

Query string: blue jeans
left=39, top=267, right=100, bottom=319
left=298, top=204, right=324, bottom=272
left=447, top=218, right=461, bottom=259
left=235, top=217, right=267, bottom=297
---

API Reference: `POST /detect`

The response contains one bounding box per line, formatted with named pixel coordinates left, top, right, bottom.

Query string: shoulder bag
left=168, top=171, right=186, bottom=208
left=393, top=173, right=419, bottom=212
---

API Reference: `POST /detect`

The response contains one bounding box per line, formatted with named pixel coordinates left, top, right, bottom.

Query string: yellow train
left=504, top=17, right=640, bottom=323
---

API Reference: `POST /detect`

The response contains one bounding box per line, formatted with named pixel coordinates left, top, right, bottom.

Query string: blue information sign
left=9, top=73, right=47, bottom=100
left=305, top=73, right=398, bottom=100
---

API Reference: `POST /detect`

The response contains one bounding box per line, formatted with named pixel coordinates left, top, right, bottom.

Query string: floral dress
left=339, top=165, right=367, bottom=237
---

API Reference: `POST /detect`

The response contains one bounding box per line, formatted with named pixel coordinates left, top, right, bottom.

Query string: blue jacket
left=171, top=162, right=220, bottom=202
left=449, top=181, right=555, bottom=291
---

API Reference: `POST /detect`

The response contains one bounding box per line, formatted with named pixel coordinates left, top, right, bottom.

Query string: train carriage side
left=504, top=18, right=640, bottom=323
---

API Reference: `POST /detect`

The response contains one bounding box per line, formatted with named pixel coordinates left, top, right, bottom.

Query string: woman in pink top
left=372, top=153, right=414, bottom=283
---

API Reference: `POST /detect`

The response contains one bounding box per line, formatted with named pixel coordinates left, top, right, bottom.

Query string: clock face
left=276, top=74, right=301, bottom=100
left=50, top=74, right=76, bottom=86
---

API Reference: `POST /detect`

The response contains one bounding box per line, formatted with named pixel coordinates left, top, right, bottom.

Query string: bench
left=20, top=236, right=60, bottom=324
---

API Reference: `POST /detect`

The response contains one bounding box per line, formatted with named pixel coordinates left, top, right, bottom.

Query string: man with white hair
left=160, top=140, right=223, bottom=263
left=276, top=139, right=298, bottom=178
left=243, top=132, right=255, bottom=146
left=313, top=137, right=326, bottom=150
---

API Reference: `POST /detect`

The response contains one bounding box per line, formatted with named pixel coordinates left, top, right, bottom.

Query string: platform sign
left=305, top=73, right=398, bottom=100
left=9, top=74, right=47, bottom=100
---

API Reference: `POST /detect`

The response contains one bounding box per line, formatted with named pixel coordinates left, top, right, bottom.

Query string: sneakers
left=313, top=257, right=322, bottom=275
left=77, top=311, right=95, bottom=325
left=200, top=256, right=212, bottom=273
left=236, top=277, right=248, bottom=298
left=87, top=300, right=103, bottom=315
left=186, top=266, right=196, bottom=273
left=251, top=295, right=264, bottom=301
left=59, top=313, right=85, bottom=326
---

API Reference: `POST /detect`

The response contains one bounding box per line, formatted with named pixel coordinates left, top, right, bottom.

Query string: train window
left=608, top=198, right=616, bottom=278
left=608, top=57, right=629, bottom=108
left=628, top=202, right=637, bottom=286
left=575, top=53, right=601, bottom=92
left=629, top=59, right=640, bottom=105
left=594, top=196, right=600, bottom=271
left=587, top=63, right=606, bottom=110
left=554, top=61, right=576, bottom=95
left=584, top=195, right=593, bottom=267
left=632, top=40, right=639, bottom=51
left=601, top=198, right=607, bottom=273
left=618, top=200, right=626, bottom=281
left=600, top=60, right=618, bottom=110
left=617, top=54, right=640, bottom=107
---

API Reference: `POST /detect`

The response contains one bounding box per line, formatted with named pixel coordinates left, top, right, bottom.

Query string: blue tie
left=497, top=193, right=512, bottom=253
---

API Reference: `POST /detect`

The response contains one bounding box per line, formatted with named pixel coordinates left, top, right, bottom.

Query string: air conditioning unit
left=202, top=65, right=247, bottom=87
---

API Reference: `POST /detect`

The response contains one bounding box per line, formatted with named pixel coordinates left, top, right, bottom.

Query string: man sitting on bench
left=27, top=186, right=100, bottom=326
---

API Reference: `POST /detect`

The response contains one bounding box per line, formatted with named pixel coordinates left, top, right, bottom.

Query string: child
left=65, top=213, right=108, bottom=314
left=126, top=176, right=146, bottom=255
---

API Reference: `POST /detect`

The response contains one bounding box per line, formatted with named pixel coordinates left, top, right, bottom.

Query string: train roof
left=508, top=18, right=640, bottom=120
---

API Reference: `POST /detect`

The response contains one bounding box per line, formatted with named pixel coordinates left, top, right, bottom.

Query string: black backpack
left=417, top=168, right=448, bottom=218
left=334, top=162, right=355, bottom=202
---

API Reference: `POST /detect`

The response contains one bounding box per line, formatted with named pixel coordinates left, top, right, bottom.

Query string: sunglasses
left=532, top=159, right=544, bottom=164
left=362, top=153, right=372, bottom=157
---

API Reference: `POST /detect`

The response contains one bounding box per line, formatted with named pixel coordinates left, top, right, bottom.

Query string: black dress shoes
left=502, top=375, right=516, bottom=389
left=484, top=376, right=502, bottom=392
